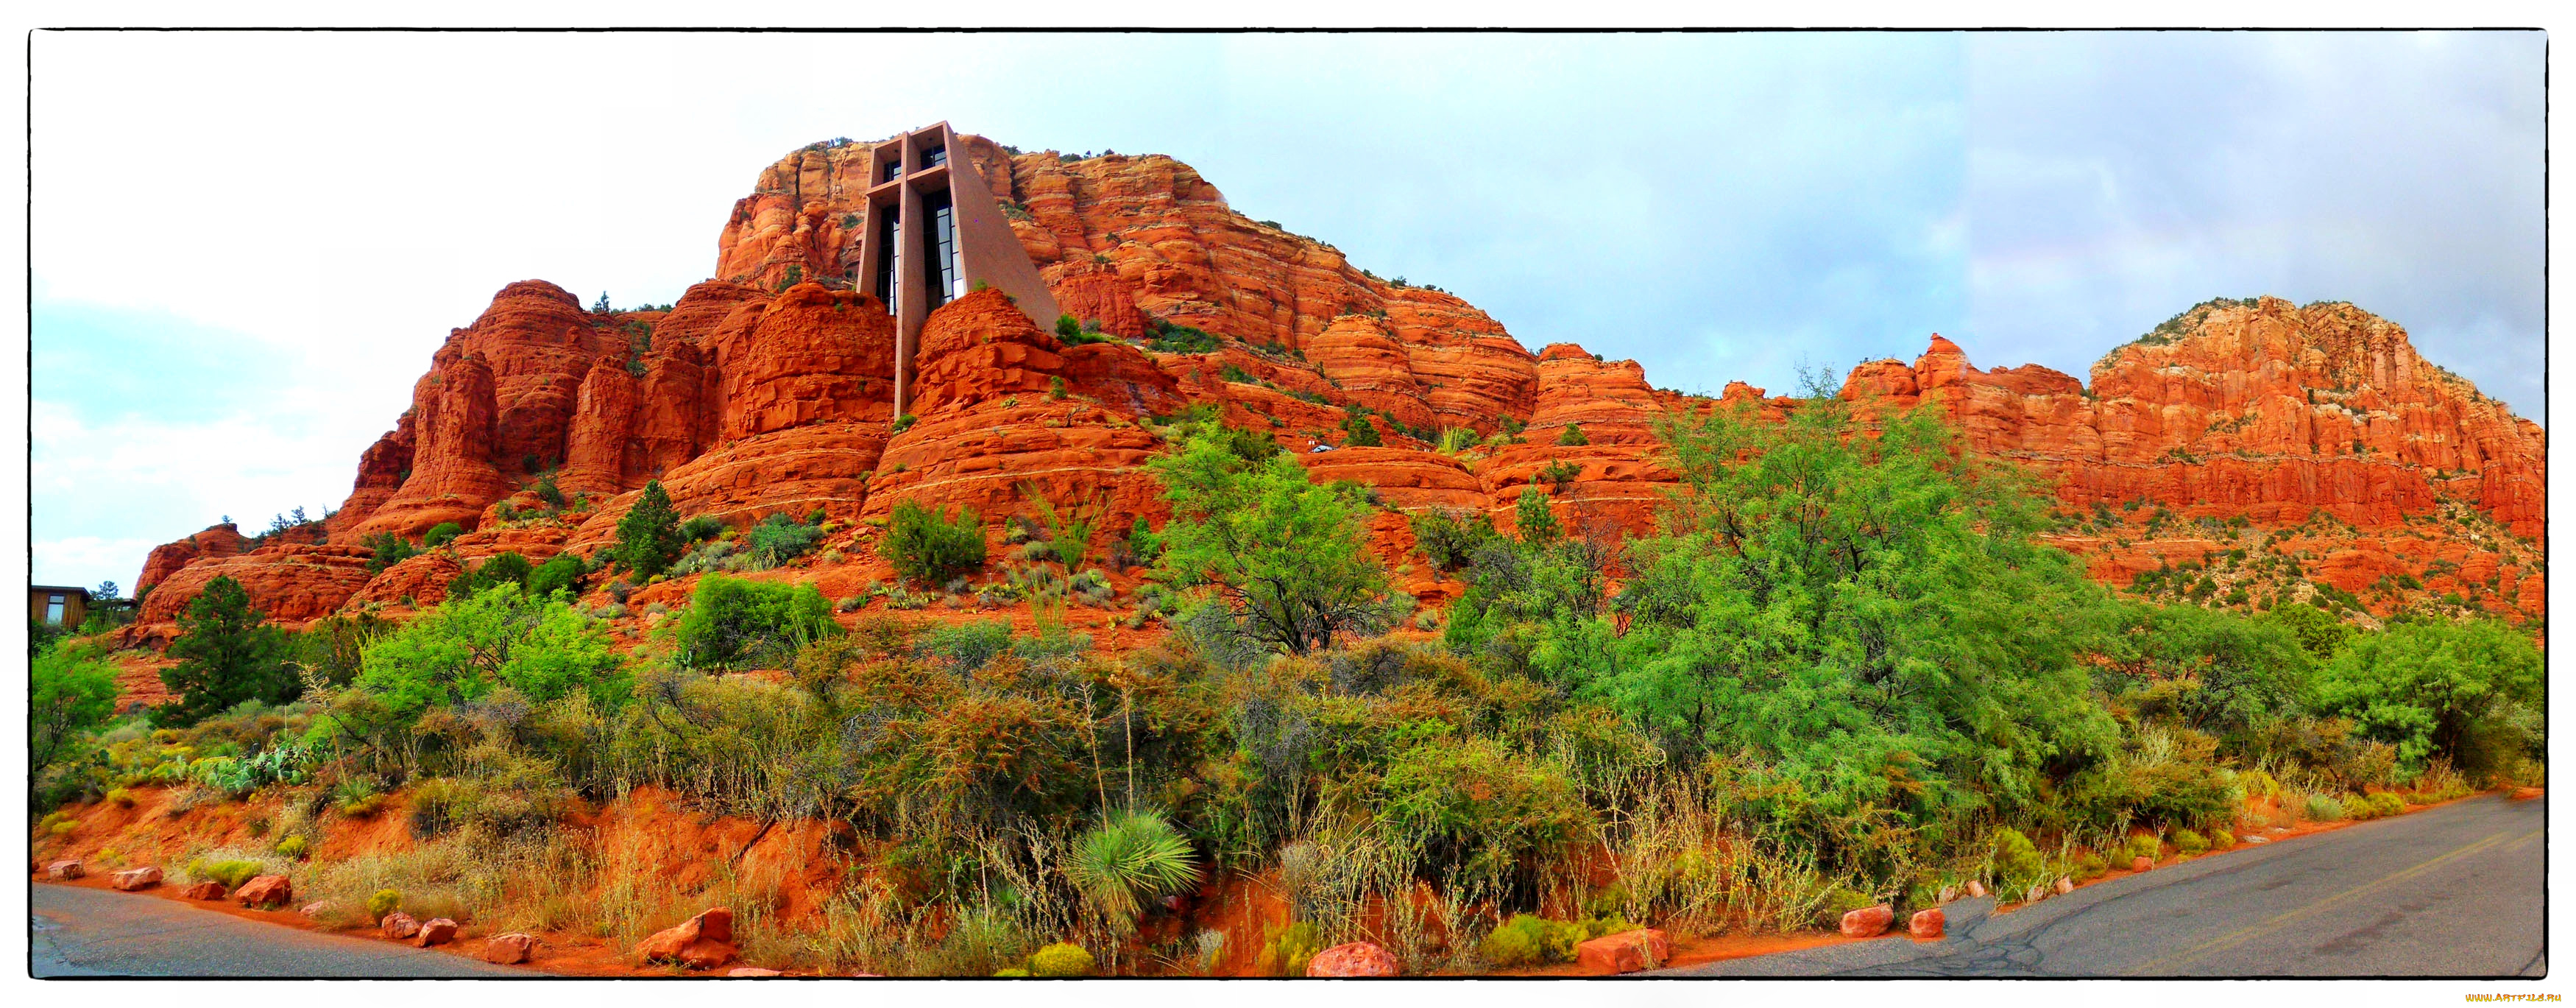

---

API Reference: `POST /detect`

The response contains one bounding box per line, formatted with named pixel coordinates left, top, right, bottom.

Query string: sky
left=28, top=30, right=2545, bottom=591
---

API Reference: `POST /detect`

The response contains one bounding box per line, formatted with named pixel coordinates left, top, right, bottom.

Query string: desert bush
left=2303, top=793, right=2346, bottom=822
left=885, top=501, right=987, bottom=585
left=367, top=888, right=402, bottom=919
left=276, top=835, right=311, bottom=859
left=2315, top=618, right=2543, bottom=775
left=1989, top=828, right=2045, bottom=892
left=187, top=857, right=266, bottom=889
left=672, top=575, right=839, bottom=670
left=355, top=583, right=629, bottom=719
left=748, top=512, right=827, bottom=568
left=2208, top=828, right=2235, bottom=850
left=2168, top=828, right=2207, bottom=855
left=1479, top=912, right=1582, bottom=966
left=1028, top=942, right=1096, bottom=977
left=1254, top=921, right=1326, bottom=976
left=424, top=523, right=464, bottom=548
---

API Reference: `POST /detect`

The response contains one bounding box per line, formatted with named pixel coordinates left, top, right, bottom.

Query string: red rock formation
left=137, top=524, right=253, bottom=597
left=858, top=290, right=1176, bottom=540
left=127, top=136, right=2543, bottom=646
left=127, top=543, right=377, bottom=646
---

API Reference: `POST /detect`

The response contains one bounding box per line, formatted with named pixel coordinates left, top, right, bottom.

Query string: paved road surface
left=32, top=884, right=526, bottom=978
left=1664, top=792, right=2544, bottom=977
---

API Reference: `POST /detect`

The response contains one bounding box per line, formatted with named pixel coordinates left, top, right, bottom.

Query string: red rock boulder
left=2131, top=856, right=2155, bottom=873
left=181, top=880, right=227, bottom=900
left=726, top=968, right=784, bottom=977
left=45, top=860, right=82, bottom=880
left=380, top=911, right=422, bottom=940
left=636, top=907, right=737, bottom=970
left=111, top=867, right=161, bottom=891
left=1306, top=941, right=1401, bottom=977
left=483, top=933, right=537, bottom=964
left=1575, top=928, right=1671, bottom=974
left=1839, top=904, right=1894, bottom=938
left=234, top=875, right=293, bottom=908
left=417, top=917, right=459, bottom=947
left=1908, top=908, right=1945, bottom=940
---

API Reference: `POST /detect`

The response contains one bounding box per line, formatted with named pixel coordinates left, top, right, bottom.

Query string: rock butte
left=123, top=134, right=2543, bottom=649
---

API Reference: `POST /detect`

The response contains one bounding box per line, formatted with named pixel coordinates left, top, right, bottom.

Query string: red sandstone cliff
left=126, top=138, right=2544, bottom=644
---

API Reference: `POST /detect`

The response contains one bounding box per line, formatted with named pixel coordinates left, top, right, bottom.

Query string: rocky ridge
left=119, top=137, right=2544, bottom=647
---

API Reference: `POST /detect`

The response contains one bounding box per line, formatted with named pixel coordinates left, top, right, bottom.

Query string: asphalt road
left=1663, top=792, right=2545, bottom=978
left=31, top=884, right=527, bottom=978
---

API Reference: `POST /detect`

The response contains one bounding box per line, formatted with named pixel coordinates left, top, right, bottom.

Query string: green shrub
left=1480, top=912, right=1584, bottom=966
left=188, top=858, right=263, bottom=889
left=1816, top=885, right=1877, bottom=928
left=916, top=619, right=1014, bottom=672
left=275, top=835, right=310, bottom=859
left=1556, top=423, right=1589, bottom=446
left=672, top=575, right=840, bottom=669
left=423, top=522, right=464, bottom=548
left=747, top=512, right=826, bottom=568
left=679, top=515, right=727, bottom=543
left=1256, top=922, right=1326, bottom=976
left=1028, top=942, right=1095, bottom=978
left=358, top=582, right=629, bottom=718
left=885, top=500, right=987, bottom=585
left=367, top=888, right=401, bottom=920
left=892, top=413, right=919, bottom=433
left=2304, top=793, right=2346, bottom=821
left=1219, top=363, right=1255, bottom=384
left=526, top=553, right=584, bottom=598
left=2119, top=833, right=2162, bottom=862
left=2208, top=829, right=2236, bottom=850
left=994, top=968, right=1032, bottom=977
left=105, top=786, right=136, bottom=808
left=448, top=551, right=533, bottom=599
left=2168, top=828, right=2207, bottom=855
left=364, top=532, right=419, bottom=575
left=2367, top=792, right=2406, bottom=818
left=2074, top=852, right=2108, bottom=878
left=1991, top=827, right=2045, bottom=890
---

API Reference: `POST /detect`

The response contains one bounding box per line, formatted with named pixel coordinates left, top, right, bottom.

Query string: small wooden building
left=30, top=585, right=90, bottom=628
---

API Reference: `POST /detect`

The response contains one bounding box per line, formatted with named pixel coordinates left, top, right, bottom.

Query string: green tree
left=614, top=480, right=685, bottom=577
left=2315, top=618, right=2543, bottom=769
left=423, top=522, right=464, bottom=548
left=1340, top=411, right=1382, bottom=447
left=356, top=582, right=629, bottom=719
left=32, top=642, right=119, bottom=769
left=2264, top=600, right=2352, bottom=659
left=1557, top=423, right=1589, bottom=446
left=1529, top=392, right=2121, bottom=867
left=1147, top=431, right=1395, bottom=655
left=156, top=576, right=297, bottom=727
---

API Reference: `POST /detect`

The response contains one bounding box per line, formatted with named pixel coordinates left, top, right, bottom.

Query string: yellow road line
left=2129, top=825, right=2540, bottom=975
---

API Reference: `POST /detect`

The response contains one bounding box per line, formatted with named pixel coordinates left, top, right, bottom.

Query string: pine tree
left=593, top=291, right=613, bottom=314
left=615, top=479, right=685, bottom=577
left=155, top=576, right=295, bottom=726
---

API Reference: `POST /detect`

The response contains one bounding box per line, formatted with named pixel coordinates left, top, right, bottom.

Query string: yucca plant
left=1065, top=810, right=1200, bottom=930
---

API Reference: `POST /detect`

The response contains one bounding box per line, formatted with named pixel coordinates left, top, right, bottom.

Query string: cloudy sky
left=29, top=30, right=2544, bottom=591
